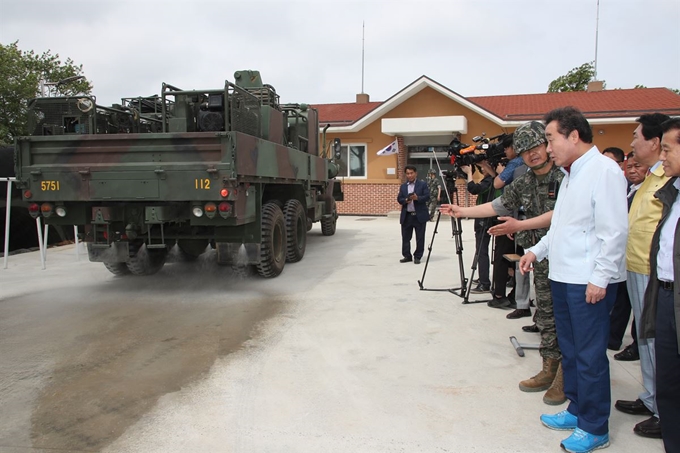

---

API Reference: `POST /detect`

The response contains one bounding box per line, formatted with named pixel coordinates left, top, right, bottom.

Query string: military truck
left=14, top=70, right=343, bottom=277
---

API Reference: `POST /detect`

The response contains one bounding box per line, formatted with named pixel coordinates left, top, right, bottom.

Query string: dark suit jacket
left=398, top=179, right=430, bottom=224
left=640, top=177, right=680, bottom=349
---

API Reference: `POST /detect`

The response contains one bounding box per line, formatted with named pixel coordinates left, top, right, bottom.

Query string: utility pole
left=594, top=0, right=600, bottom=80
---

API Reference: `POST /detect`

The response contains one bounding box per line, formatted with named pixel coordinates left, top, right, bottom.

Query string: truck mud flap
left=216, top=242, right=260, bottom=265
left=87, top=242, right=130, bottom=263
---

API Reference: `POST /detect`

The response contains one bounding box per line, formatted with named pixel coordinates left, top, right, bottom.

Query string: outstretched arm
left=488, top=211, right=554, bottom=236
left=440, top=202, right=497, bottom=219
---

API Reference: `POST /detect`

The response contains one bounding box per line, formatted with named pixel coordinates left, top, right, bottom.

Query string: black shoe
left=506, top=308, right=531, bottom=319
left=414, top=258, right=421, bottom=264
left=522, top=324, right=539, bottom=333
left=400, top=257, right=412, bottom=263
left=487, top=297, right=511, bottom=309
left=615, top=398, right=653, bottom=416
left=634, top=416, right=661, bottom=438
left=529, top=299, right=535, bottom=307
left=614, top=344, right=639, bottom=361
left=470, top=283, right=490, bottom=294
left=472, top=278, right=480, bottom=284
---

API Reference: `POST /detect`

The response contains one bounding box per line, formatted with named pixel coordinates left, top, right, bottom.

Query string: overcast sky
left=1, top=0, right=679, bottom=107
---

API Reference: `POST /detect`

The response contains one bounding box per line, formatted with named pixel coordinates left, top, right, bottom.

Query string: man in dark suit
left=397, top=165, right=430, bottom=264
left=640, top=117, right=680, bottom=452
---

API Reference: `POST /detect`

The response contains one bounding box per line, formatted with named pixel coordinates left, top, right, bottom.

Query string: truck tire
left=256, top=202, right=287, bottom=278
left=284, top=199, right=306, bottom=263
left=126, top=245, right=167, bottom=276
left=321, top=200, right=337, bottom=236
left=103, top=262, right=131, bottom=276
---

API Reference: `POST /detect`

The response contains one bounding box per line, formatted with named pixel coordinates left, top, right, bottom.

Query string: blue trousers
left=550, top=281, right=616, bottom=435
left=656, top=287, right=680, bottom=453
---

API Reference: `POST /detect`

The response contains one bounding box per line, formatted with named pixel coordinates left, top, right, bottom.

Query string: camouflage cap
left=428, top=168, right=436, bottom=174
left=514, top=121, right=547, bottom=155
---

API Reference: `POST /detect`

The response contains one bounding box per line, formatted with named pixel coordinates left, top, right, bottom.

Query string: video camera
left=448, top=132, right=510, bottom=168
left=438, top=132, right=510, bottom=192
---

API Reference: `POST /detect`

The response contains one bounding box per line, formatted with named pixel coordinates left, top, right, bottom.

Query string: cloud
left=1, top=0, right=678, bottom=107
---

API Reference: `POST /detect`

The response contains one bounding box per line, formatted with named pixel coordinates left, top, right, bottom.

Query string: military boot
left=543, top=362, right=566, bottom=405
left=519, top=358, right=559, bottom=392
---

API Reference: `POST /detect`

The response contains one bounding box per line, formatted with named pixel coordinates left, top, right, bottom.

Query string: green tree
left=547, top=61, right=605, bottom=93
left=0, top=41, right=92, bottom=145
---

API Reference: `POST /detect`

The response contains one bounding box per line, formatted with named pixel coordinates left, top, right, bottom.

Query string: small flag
left=377, top=139, right=399, bottom=156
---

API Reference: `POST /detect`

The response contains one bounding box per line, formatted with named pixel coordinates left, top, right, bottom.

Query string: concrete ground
left=0, top=216, right=664, bottom=453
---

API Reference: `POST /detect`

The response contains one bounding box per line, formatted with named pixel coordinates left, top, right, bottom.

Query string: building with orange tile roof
left=312, top=76, right=680, bottom=216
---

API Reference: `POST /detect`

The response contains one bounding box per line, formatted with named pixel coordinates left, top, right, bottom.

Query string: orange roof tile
left=468, top=88, right=680, bottom=120
left=311, top=101, right=382, bottom=126
left=313, top=88, right=680, bottom=125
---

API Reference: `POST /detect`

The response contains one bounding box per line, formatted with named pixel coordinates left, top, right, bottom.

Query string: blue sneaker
left=540, top=410, right=578, bottom=431
left=560, top=427, right=610, bottom=453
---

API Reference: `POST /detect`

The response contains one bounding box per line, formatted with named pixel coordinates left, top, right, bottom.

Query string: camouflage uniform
left=427, top=171, right=442, bottom=220
left=491, top=156, right=564, bottom=361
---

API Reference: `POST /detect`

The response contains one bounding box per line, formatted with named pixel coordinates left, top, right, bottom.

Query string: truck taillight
left=220, top=189, right=229, bottom=198
left=28, top=203, right=40, bottom=218
left=218, top=202, right=230, bottom=212
left=40, top=203, right=54, bottom=218
left=23, top=190, right=32, bottom=199
left=204, top=202, right=217, bottom=219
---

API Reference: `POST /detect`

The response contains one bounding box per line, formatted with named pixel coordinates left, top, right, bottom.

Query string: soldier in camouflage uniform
left=426, top=169, right=442, bottom=221
left=440, top=121, right=565, bottom=405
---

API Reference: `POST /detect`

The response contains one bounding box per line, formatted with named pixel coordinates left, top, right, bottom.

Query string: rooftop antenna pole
left=361, top=21, right=365, bottom=93
left=594, top=0, right=600, bottom=79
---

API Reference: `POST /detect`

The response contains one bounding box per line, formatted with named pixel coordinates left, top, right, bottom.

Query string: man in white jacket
left=520, top=107, right=628, bottom=453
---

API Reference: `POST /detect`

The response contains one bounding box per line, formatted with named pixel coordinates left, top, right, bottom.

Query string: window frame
left=337, top=143, right=368, bottom=179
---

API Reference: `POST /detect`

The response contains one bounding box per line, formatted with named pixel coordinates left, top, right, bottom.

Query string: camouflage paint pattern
left=534, top=258, right=560, bottom=361
left=493, top=163, right=564, bottom=361
left=426, top=172, right=441, bottom=219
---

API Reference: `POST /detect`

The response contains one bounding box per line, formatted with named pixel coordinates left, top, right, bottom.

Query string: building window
left=338, top=144, right=367, bottom=178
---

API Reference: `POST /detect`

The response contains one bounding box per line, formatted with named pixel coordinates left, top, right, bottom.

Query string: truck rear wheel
left=103, top=262, right=131, bottom=276
left=127, top=245, right=167, bottom=276
left=321, top=200, right=337, bottom=236
left=284, top=199, right=306, bottom=263
left=256, top=202, right=287, bottom=278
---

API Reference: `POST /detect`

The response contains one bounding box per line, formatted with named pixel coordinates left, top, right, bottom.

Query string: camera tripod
left=417, top=186, right=494, bottom=304
left=417, top=162, right=497, bottom=304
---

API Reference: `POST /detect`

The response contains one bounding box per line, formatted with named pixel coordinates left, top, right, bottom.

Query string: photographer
left=462, top=161, right=499, bottom=293
left=441, top=121, right=565, bottom=405
left=494, top=134, right=523, bottom=189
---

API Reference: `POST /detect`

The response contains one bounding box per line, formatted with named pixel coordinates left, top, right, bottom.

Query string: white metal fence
left=2, top=177, right=82, bottom=269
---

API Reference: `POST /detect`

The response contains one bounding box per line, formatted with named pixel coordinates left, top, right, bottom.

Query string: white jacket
left=528, top=146, right=628, bottom=287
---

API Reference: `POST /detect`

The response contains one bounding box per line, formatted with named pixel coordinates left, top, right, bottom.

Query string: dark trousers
left=608, top=282, right=638, bottom=351
left=401, top=213, right=426, bottom=260
left=551, top=281, right=616, bottom=436
left=474, top=218, right=492, bottom=286
left=493, top=234, right=515, bottom=298
left=655, top=287, right=680, bottom=453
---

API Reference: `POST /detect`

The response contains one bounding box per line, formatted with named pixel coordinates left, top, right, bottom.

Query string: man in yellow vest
left=614, top=113, right=670, bottom=440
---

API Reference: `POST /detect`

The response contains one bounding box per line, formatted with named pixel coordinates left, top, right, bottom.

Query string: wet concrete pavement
left=0, top=217, right=664, bottom=452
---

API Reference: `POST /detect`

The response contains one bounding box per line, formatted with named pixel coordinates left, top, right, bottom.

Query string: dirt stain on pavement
left=27, top=274, right=284, bottom=451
